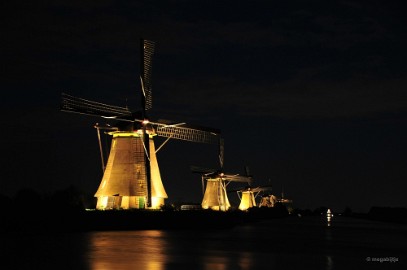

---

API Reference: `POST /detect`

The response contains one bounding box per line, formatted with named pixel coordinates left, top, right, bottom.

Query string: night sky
left=2, top=0, right=406, bottom=212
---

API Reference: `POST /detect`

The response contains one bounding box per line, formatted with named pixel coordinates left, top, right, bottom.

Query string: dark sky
left=1, top=0, right=406, bottom=212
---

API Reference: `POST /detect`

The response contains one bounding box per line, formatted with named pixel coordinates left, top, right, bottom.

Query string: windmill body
left=61, top=39, right=220, bottom=210
left=201, top=178, right=231, bottom=211
left=95, top=132, right=148, bottom=209
left=259, top=194, right=278, bottom=207
left=238, top=190, right=256, bottom=211
left=94, top=131, right=167, bottom=209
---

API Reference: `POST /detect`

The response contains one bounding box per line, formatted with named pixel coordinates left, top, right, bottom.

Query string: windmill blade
left=61, top=93, right=132, bottom=119
left=156, top=119, right=186, bottom=126
left=133, top=119, right=221, bottom=144
left=140, top=39, right=155, bottom=112
left=244, top=165, right=251, bottom=177
left=228, top=184, right=271, bottom=193
left=190, top=165, right=217, bottom=175
left=154, top=123, right=221, bottom=144
left=227, top=185, right=252, bottom=193
left=250, top=185, right=273, bottom=193
left=222, top=174, right=253, bottom=183
left=219, top=138, right=224, bottom=170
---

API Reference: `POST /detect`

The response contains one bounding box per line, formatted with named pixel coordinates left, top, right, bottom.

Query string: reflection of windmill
left=61, top=39, right=221, bottom=210
left=191, top=139, right=252, bottom=211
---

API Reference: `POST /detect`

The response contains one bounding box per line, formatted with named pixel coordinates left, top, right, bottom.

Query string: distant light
left=142, top=119, right=150, bottom=125
left=327, top=209, right=333, bottom=223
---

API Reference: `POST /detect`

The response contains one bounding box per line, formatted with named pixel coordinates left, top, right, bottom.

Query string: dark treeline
left=0, top=185, right=96, bottom=212
left=0, top=186, right=96, bottom=232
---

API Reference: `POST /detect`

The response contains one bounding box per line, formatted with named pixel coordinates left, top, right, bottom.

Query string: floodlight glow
left=238, top=191, right=256, bottom=211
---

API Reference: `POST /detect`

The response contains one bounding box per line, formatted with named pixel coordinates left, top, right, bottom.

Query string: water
left=1, top=216, right=406, bottom=269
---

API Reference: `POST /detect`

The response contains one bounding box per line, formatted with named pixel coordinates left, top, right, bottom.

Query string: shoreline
left=1, top=205, right=290, bottom=233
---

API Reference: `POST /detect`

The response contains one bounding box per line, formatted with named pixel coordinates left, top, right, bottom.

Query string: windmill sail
left=156, top=124, right=220, bottom=144
left=61, top=93, right=132, bottom=119
left=141, top=39, right=155, bottom=112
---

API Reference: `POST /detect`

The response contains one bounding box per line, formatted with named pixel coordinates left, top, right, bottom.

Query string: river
left=1, top=215, right=405, bottom=269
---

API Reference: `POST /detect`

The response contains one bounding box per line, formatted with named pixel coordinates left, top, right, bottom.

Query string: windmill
left=191, top=139, right=252, bottom=211
left=224, top=166, right=272, bottom=210
left=61, top=39, right=221, bottom=210
left=256, top=182, right=294, bottom=208
left=233, top=185, right=273, bottom=210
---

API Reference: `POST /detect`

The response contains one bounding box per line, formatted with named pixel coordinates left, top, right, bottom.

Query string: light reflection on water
left=88, top=230, right=168, bottom=270
left=2, top=217, right=406, bottom=269
left=87, top=230, right=258, bottom=270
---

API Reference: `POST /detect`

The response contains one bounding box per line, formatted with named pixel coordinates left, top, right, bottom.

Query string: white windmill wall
left=149, top=138, right=168, bottom=209
left=201, top=179, right=230, bottom=211
left=238, top=191, right=256, bottom=210
left=94, top=133, right=148, bottom=210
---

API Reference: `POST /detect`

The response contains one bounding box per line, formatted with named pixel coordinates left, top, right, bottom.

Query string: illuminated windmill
left=234, top=185, right=273, bottom=210
left=258, top=193, right=278, bottom=208
left=61, top=39, right=221, bottom=210
left=191, top=140, right=252, bottom=211
left=257, top=184, right=293, bottom=209
left=225, top=166, right=272, bottom=211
